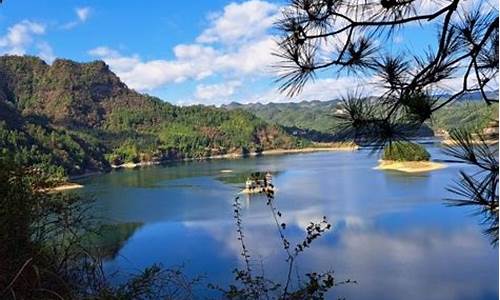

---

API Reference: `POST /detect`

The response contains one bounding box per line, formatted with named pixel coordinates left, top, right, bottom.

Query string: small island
left=240, top=172, right=275, bottom=194
left=375, top=141, right=446, bottom=173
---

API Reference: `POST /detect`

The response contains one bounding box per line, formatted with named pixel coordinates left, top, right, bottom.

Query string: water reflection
left=181, top=215, right=495, bottom=299
left=82, top=222, right=144, bottom=259
left=80, top=149, right=498, bottom=299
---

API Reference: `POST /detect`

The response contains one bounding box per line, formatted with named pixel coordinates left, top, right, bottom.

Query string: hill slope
left=223, top=100, right=435, bottom=142
left=0, top=56, right=301, bottom=178
left=224, top=92, right=499, bottom=142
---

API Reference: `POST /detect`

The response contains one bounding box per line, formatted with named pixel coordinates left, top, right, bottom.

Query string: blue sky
left=0, top=0, right=496, bottom=105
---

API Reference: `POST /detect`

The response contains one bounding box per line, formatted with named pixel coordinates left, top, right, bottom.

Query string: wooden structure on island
left=240, top=172, right=275, bottom=194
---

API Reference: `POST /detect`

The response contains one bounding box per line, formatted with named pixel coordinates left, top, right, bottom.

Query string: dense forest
left=0, top=56, right=302, bottom=179
left=431, top=101, right=499, bottom=134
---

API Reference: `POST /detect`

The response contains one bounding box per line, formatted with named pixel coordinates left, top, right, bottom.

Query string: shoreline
left=375, top=160, right=447, bottom=173
left=43, top=183, right=84, bottom=193
left=59, top=143, right=358, bottom=188
left=440, top=139, right=498, bottom=146
left=110, top=144, right=359, bottom=169
left=260, top=144, right=358, bottom=155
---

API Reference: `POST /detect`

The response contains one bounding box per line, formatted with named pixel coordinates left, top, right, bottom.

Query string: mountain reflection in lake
left=79, top=147, right=498, bottom=300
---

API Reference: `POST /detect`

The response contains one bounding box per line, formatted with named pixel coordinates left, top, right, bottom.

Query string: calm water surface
left=79, top=146, right=498, bottom=299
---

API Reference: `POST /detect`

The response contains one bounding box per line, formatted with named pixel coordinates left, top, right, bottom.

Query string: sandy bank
left=440, top=139, right=498, bottom=146
left=111, top=161, right=161, bottom=169
left=42, top=183, right=84, bottom=193
left=260, top=144, right=358, bottom=156
left=375, top=160, right=447, bottom=173
left=111, top=144, right=359, bottom=169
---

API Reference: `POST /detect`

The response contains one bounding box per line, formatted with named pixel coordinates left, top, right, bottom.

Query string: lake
left=78, top=146, right=498, bottom=299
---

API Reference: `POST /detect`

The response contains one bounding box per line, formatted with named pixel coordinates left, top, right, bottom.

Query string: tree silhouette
left=276, top=0, right=497, bottom=142
left=275, top=0, right=498, bottom=243
left=444, top=129, right=498, bottom=245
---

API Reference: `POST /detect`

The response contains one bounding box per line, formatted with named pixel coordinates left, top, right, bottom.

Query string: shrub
left=111, top=141, right=140, bottom=164
left=382, top=142, right=430, bottom=161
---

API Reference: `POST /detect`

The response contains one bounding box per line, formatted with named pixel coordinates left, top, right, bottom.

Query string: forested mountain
left=0, top=56, right=301, bottom=179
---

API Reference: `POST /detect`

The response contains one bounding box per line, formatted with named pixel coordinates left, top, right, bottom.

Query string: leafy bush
left=109, top=141, right=140, bottom=164
left=382, top=142, right=430, bottom=161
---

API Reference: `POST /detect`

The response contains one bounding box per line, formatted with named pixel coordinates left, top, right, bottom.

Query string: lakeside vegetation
left=382, top=142, right=431, bottom=162
left=0, top=157, right=205, bottom=299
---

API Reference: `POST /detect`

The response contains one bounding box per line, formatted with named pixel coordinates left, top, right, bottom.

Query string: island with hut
left=240, top=172, right=275, bottom=194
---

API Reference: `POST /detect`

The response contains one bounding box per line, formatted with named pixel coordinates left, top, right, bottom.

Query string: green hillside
left=224, top=96, right=498, bottom=142
left=431, top=101, right=499, bottom=133
left=224, top=100, right=342, bottom=134
left=224, top=100, right=434, bottom=142
left=0, top=56, right=302, bottom=179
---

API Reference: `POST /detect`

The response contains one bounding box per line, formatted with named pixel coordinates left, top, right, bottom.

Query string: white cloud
left=216, top=36, right=277, bottom=75
left=195, top=80, right=242, bottom=100
left=88, top=0, right=281, bottom=93
left=89, top=35, right=279, bottom=91
left=247, top=76, right=381, bottom=104
left=37, top=41, right=55, bottom=63
left=173, top=44, right=216, bottom=60
left=62, top=6, right=91, bottom=29
left=197, top=0, right=279, bottom=45
left=90, top=39, right=279, bottom=91
left=0, top=20, right=46, bottom=55
left=76, top=7, right=91, bottom=22
left=89, top=46, right=213, bottom=90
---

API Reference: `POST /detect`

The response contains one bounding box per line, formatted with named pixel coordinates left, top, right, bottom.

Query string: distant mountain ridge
left=222, top=91, right=498, bottom=142
left=440, top=89, right=499, bottom=101
left=222, top=99, right=343, bottom=141
left=224, top=89, right=499, bottom=109
left=224, top=99, right=435, bottom=142
left=0, top=55, right=301, bottom=177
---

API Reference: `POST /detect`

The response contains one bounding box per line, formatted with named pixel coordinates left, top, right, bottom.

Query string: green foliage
left=109, top=140, right=140, bottom=164
left=432, top=102, right=498, bottom=133
left=226, top=99, right=498, bottom=143
left=0, top=159, right=200, bottom=299
left=382, top=142, right=431, bottom=161
left=0, top=157, right=92, bottom=299
left=225, top=101, right=342, bottom=136
left=0, top=120, right=108, bottom=181
left=225, top=100, right=435, bottom=142
left=159, top=122, right=208, bottom=155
